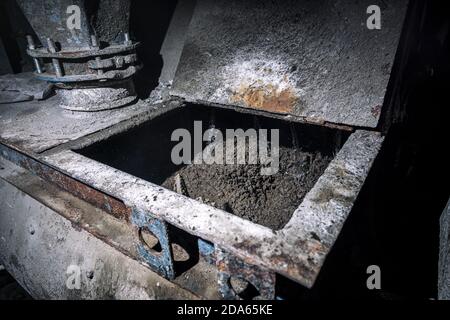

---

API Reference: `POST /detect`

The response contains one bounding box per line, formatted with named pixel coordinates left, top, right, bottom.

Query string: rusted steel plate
left=171, top=0, right=408, bottom=128
left=42, top=130, right=383, bottom=287
left=0, top=143, right=131, bottom=221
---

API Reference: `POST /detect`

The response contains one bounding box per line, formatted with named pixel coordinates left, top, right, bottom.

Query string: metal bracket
left=131, top=209, right=175, bottom=280
left=198, top=238, right=215, bottom=265
left=216, top=247, right=275, bottom=300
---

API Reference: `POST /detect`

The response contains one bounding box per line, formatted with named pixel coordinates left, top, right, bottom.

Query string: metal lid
left=170, top=0, right=408, bottom=128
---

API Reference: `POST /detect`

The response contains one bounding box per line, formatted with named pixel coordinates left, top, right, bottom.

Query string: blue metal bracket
left=131, top=208, right=175, bottom=280
left=198, top=238, right=215, bottom=265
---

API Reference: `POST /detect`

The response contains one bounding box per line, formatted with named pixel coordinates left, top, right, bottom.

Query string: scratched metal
left=42, top=130, right=383, bottom=287
left=171, top=0, right=408, bottom=128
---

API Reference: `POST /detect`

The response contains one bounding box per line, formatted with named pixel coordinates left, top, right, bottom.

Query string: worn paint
left=0, top=172, right=198, bottom=299
left=41, top=130, right=383, bottom=288
left=171, top=0, right=408, bottom=128
left=216, top=247, right=275, bottom=300
left=131, top=208, right=176, bottom=279
left=231, top=83, right=297, bottom=114
left=0, top=143, right=131, bottom=221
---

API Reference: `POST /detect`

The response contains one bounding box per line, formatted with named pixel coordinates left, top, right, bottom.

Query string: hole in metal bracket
left=172, top=243, right=190, bottom=262
left=229, top=276, right=261, bottom=300
left=138, top=227, right=162, bottom=254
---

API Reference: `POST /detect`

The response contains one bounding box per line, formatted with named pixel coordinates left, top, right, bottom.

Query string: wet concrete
left=162, top=145, right=331, bottom=230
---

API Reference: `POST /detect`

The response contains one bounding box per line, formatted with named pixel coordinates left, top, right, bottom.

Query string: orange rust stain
left=231, top=83, right=298, bottom=114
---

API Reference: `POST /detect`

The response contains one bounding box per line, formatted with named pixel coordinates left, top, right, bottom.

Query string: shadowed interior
left=76, top=104, right=350, bottom=229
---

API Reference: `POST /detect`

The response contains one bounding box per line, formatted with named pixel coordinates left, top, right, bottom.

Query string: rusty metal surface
left=36, top=65, right=141, bottom=83
left=27, top=43, right=140, bottom=59
left=41, top=130, right=383, bottom=287
left=0, top=156, right=222, bottom=299
left=0, top=143, right=130, bottom=221
left=56, top=79, right=138, bottom=111
left=0, top=163, right=199, bottom=299
left=216, top=247, right=275, bottom=300
left=0, top=96, right=163, bottom=153
left=17, top=0, right=139, bottom=111
left=132, top=209, right=176, bottom=279
left=171, top=0, right=408, bottom=128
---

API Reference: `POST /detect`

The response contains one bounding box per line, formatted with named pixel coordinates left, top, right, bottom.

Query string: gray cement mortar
left=162, top=142, right=331, bottom=230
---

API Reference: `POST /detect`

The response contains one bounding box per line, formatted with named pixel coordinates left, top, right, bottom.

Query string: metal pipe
left=124, top=32, right=131, bottom=46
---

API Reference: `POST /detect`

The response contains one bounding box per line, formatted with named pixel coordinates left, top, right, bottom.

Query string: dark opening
left=139, top=227, right=162, bottom=254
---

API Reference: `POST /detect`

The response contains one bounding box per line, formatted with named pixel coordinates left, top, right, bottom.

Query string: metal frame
left=0, top=120, right=383, bottom=288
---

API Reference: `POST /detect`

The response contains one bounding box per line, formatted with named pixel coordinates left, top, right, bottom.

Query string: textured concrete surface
left=439, top=198, right=450, bottom=300
left=171, top=0, right=407, bottom=128
left=0, top=156, right=221, bottom=299
left=0, top=96, right=162, bottom=153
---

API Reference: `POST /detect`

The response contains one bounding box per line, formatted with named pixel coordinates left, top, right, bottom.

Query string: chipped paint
left=170, top=0, right=408, bottom=128
left=231, top=83, right=297, bottom=113
left=0, top=143, right=131, bottom=221
left=213, top=58, right=301, bottom=114
left=40, top=130, right=383, bottom=287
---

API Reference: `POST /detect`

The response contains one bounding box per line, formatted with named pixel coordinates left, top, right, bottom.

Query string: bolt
left=46, top=38, right=63, bottom=77
left=90, top=34, right=98, bottom=48
left=46, top=37, right=57, bottom=53
left=26, top=35, right=43, bottom=74
left=90, top=35, right=103, bottom=76
left=124, top=32, right=131, bottom=46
